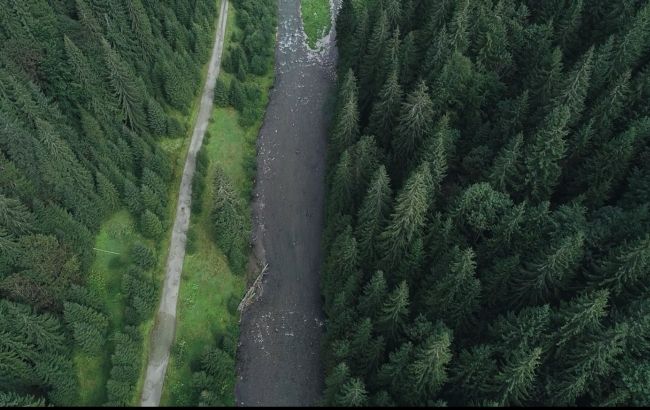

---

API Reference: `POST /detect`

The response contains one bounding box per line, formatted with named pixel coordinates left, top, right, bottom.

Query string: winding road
left=140, top=0, right=229, bottom=406
left=235, top=0, right=340, bottom=406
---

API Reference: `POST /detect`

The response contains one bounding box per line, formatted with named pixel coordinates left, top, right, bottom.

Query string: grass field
left=301, top=0, right=332, bottom=49
left=160, top=3, right=274, bottom=406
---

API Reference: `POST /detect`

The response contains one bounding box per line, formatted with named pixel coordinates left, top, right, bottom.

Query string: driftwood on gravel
left=238, top=263, right=269, bottom=316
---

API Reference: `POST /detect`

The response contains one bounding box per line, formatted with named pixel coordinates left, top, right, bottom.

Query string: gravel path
left=139, top=1, right=229, bottom=406
left=235, top=0, right=340, bottom=406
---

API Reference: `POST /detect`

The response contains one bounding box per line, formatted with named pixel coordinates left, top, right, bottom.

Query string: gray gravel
left=139, top=1, right=229, bottom=406
left=235, top=0, right=340, bottom=406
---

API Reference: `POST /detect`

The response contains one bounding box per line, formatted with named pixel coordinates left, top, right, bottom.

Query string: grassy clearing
left=301, top=0, right=332, bottom=49
left=161, top=3, right=275, bottom=406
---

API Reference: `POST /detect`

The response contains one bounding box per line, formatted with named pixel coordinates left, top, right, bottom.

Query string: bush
left=239, top=106, right=261, bottom=128
left=227, top=294, right=240, bottom=316
left=250, top=55, right=269, bottom=76
left=192, top=146, right=208, bottom=213
left=186, top=227, right=198, bottom=255
left=243, top=82, right=262, bottom=105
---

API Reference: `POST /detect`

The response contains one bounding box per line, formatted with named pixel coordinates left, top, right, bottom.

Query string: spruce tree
left=550, top=324, right=628, bottom=406
left=512, top=231, right=585, bottom=306
left=367, top=68, right=403, bottom=148
left=327, top=150, right=355, bottom=218
left=391, top=82, right=435, bottom=177
left=357, top=271, right=388, bottom=321
left=324, top=362, right=352, bottom=405
left=146, top=98, right=167, bottom=137
left=490, top=133, right=525, bottom=193
left=495, top=346, right=542, bottom=406
left=359, top=11, right=390, bottom=108
left=425, top=247, right=481, bottom=327
left=406, top=324, right=452, bottom=404
left=335, top=378, right=368, bottom=407
left=377, top=281, right=409, bottom=339
left=331, top=86, right=360, bottom=159
left=554, top=290, right=609, bottom=349
left=590, top=235, right=650, bottom=296
left=377, top=342, right=413, bottom=400
left=355, top=166, right=392, bottom=266
left=102, top=39, right=146, bottom=132
left=323, top=226, right=359, bottom=313
left=141, top=209, right=163, bottom=239
left=524, top=106, right=570, bottom=201
left=214, top=78, right=229, bottom=107
left=379, top=163, right=432, bottom=272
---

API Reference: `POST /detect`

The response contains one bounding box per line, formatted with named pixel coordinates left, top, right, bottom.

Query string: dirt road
left=235, top=0, right=340, bottom=406
left=140, top=0, right=229, bottom=406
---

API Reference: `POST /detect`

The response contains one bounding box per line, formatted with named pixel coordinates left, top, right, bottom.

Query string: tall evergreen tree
left=391, top=82, right=435, bottom=177
left=355, top=166, right=392, bottom=267
left=379, top=163, right=432, bottom=272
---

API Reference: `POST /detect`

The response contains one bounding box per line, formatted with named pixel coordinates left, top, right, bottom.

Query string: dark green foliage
left=63, top=302, right=108, bottom=354
left=130, top=242, right=156, bottom=271
left=0, top=299, right=74, bottom=405
left=229, top=79, right=245, bottom=111
left=105, top=329, right=143, bottom=406
left=122, top=268, right=157, bottom=325
left=167, top=116, right=186, bottom=138
left=356, top=166, right=392, bottom=267
left=146, top=98, right=168, bottom=137
left=323, top=0, right=650, bottom=406
left=140, top=209, right=163, bottom=239
left=214, top=78, right=230, bottom=107
left=102, top=39, right=147, bottom=132
left=190, top=345, right=236, bottom=406
left=0, top=392, right=45, bottom=407
left=210, top=167, right=250, bottom=274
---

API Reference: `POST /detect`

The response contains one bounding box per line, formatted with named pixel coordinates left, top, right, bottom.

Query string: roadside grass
left=301, top=0, right=332, bottom=49
left=161, top=2, right=275, bottom=405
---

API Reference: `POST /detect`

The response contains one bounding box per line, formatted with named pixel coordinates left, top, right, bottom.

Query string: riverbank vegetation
left=323, top=0, right=650, bottom=406
left=161, top=0, right=277, bottom=406
left=0, top=0, right=219, bottom=405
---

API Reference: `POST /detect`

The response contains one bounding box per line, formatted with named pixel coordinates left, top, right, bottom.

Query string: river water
left=235, top=0, right=340, bottom=406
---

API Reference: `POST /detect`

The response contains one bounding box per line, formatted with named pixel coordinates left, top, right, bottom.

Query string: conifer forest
left=322, top=0, right=650, bottom=406
left=1, top=0, right=650, bottom=407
